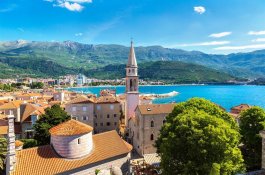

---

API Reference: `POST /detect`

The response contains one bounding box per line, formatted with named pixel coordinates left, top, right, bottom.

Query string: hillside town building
left=128, top=104, right=175, bottom=156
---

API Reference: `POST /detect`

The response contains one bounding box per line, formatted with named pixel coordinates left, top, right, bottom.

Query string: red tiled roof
left=12, top=130, right=132, bottom=175
left=137, top=103, right=175, bottom=115
left=21, top=104, right=45, bottom=122
left=49, top=119, right=93, bottom=136
left=67, top=95, right=94, bottom=104
left=15, top=140, right=24, bottom=147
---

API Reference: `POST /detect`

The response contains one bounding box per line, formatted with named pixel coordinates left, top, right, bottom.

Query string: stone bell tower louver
left=125, top=40, right=139, bottom=126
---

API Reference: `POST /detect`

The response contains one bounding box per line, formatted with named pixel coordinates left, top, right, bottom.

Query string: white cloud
left=248, top=30, right=265, bottom=35
left=176, top=41, right=230, bottom=47
left=75, top=32, right=83, bottom=36
left=251, top=38, right=265, bottom=42
left=58, top=2, right=84, bottom=12
left=45, top=0, right=92, bottom=12
left=194, top=6, right=206, bottom=14
left=209, top=32, right=232, bottom=38
left=214, top=44, right=265, bottom=51
left=67, top=0, right=92, bottom=2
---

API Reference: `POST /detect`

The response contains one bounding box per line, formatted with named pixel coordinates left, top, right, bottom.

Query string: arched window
left=150, top=134, right=154, bottom=141
left=133, top=79, right=137, bottom=91
left=128, top=69, right=131, bottom=73
left=151, top=121, right=154, bottom=127
left=130, top=79, right=133, bottom=91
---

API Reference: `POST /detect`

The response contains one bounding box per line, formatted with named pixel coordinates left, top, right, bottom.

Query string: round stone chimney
left=49, top=119, right=93, bottom=159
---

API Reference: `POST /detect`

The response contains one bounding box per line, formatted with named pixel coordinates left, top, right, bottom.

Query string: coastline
left=65, top=84, right=264, bottom=89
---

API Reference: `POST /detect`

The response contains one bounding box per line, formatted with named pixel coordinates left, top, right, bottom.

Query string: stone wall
left=51, top=132, right=93, bottom=159
left=57, top=153, right=130, bottom=175
left=65, top=103, right=94, bottom=127
left=131, top=109, right=168, bottom=156
left=94, top=103, right=120, bottom=133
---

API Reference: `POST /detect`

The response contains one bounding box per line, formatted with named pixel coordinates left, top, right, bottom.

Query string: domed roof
left=49, top=119, right=93, bottom=136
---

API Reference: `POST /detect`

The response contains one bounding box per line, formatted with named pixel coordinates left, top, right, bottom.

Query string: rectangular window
left=82, top=107, right=87, bottom=111
left=31, top=115, right=38, bottom=125
left=114, top=122, right=117, bottom=126
left=72, top=107, right=76, bottom=112
left=97, top=105, right=101, bottom=110
left=110, top=104, right=114, bottom=110
left=100, top=123, right=103, bottom=126
left=83, top=116, right=88, bottom=120
left=95, top=123, right=97, bottom=126
left=72, top=116, right=77, bottom=120
left=107, top=114, right=110, bottom=118
left=94, top=114, right=97, bottom=118
left=114, top=114, right=117, bottom=118
left=78, top=138, right=81, bottom=144
left=106, top=122, right=111, bottom=126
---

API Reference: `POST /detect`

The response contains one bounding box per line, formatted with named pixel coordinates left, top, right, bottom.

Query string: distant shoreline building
left=76, top=74, right=86, bottom=87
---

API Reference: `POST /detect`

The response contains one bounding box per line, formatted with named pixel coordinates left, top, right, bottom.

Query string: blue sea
left=68, top=85, right=265, bottom=111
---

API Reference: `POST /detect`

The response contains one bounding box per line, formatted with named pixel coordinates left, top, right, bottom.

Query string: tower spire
left=127, top=39, right=137, bottom=67
left=125, top=40, right=139, bottom=126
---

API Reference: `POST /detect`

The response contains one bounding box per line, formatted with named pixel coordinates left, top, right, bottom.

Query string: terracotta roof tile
left=21, top=104, right=44, bottom=122
left=96, top=96, right=119, bottom=104
left=137, top=103, right=175, bottom=115
left=49, top=119, right=93, bottom=136
left=231, top=104, right=251, bottom=111
left=0, top=100, right=22, bottom=109
left=67, top=95, right=94, bottom=104
left=15, top=140, right=24, bottom=147
left=0, top=126, right=7, bottom=135
left=12, top=130, right=132, bottom=175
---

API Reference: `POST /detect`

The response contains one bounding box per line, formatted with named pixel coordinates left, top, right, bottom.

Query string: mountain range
left=0, top=40, right=264, bottom=81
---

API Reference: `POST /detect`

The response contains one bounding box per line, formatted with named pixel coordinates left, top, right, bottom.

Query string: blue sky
left=1, top=0, right=265, bottom=54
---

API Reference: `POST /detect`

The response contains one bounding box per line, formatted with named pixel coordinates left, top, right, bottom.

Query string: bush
left=20, top=139, right=38, bottom=149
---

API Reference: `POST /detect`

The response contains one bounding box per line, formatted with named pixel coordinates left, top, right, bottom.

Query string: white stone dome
left=49, top=119, right=93, bottom=159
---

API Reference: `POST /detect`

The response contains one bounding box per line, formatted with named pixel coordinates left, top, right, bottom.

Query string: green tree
left=0, top=83, right=14, bottom=92
left=33, top=104, right=70, bottom=145
left=20, top=139, right=38, bottom=149
left=30, top=82, right=44, bottom=89
left=156, top=98, right=245, bottom=175
left=0, top=138, right=7, bottom=172
left=239, top=107, right=265, bottom=170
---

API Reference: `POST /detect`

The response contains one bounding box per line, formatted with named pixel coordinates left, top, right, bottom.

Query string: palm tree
left=0, top=138, right=7, bottom=172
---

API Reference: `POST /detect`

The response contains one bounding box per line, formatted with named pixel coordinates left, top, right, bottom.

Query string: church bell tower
left=125, top=40, right=139, bottom=126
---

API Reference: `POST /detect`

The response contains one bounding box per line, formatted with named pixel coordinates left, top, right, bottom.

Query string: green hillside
left=0, top=41, right=264, bottom=78
left=88, top=61, right=237, bottom=84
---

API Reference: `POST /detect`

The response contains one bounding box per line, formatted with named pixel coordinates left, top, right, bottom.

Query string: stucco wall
left=65, top=103, right=94, bottom=127
left=51, top=132, right=93, bottom=159
left=94, top=103, right=120, bottom=133
left=125, top=93, right=139, bottom=126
